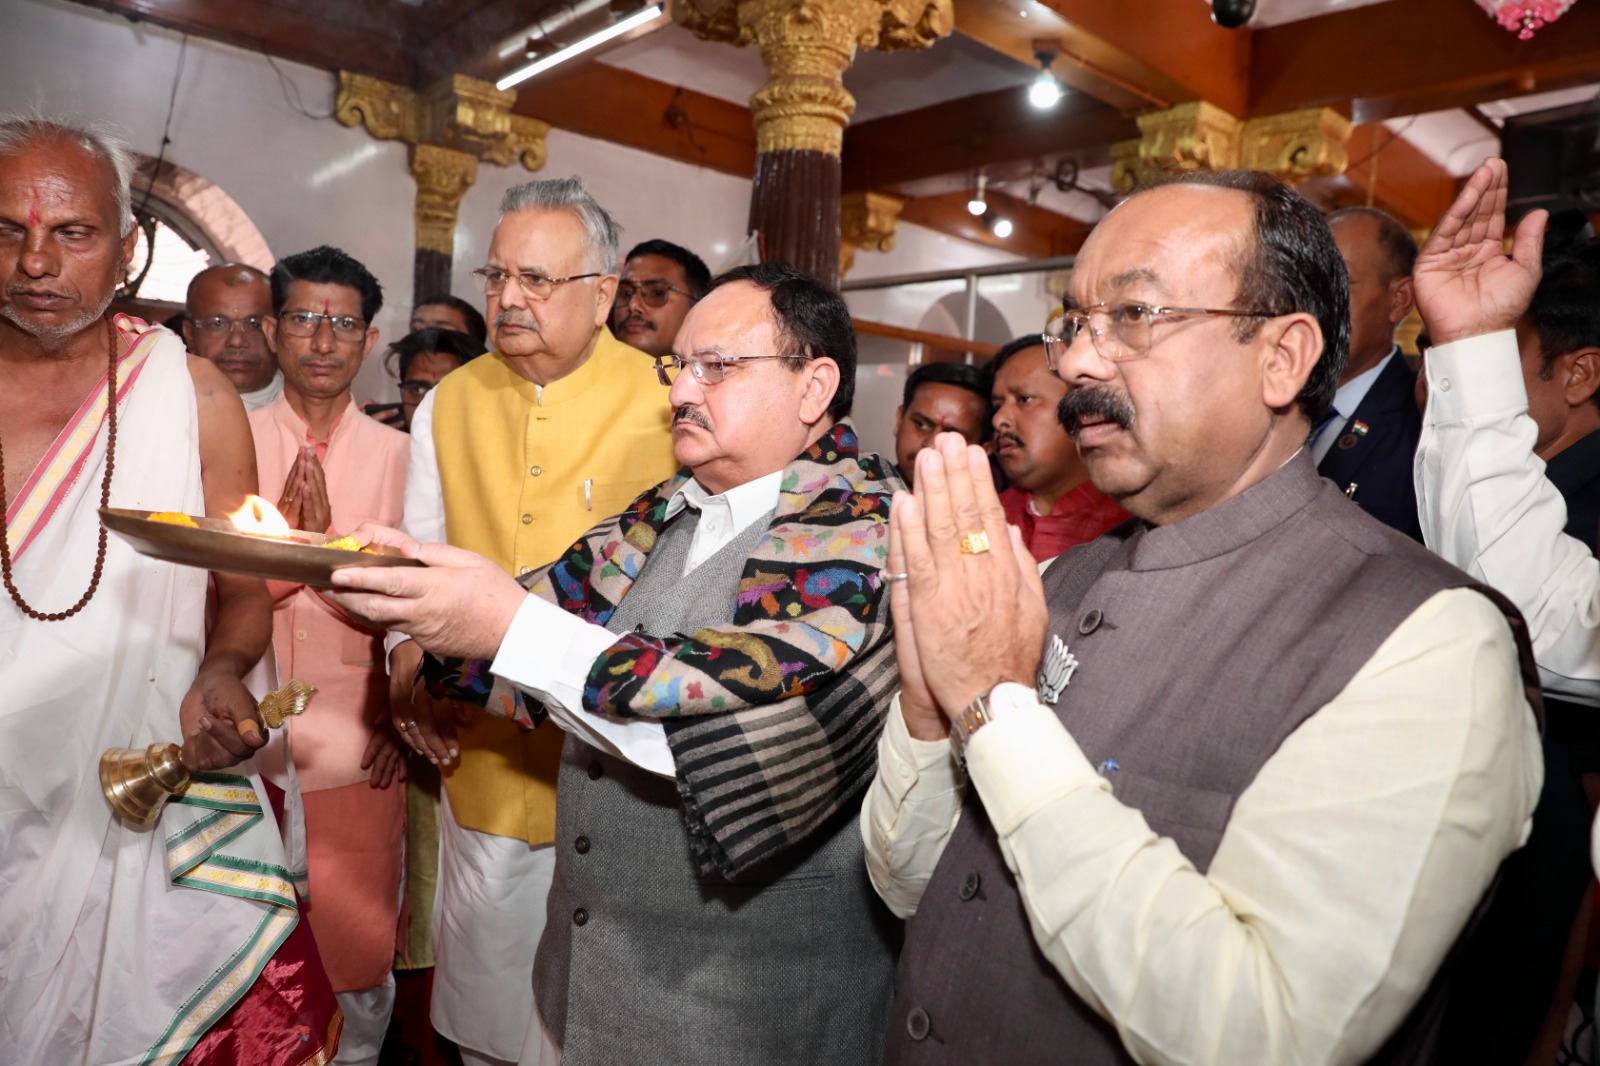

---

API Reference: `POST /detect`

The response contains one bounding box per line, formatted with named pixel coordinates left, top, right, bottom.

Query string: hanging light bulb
left=1029, top=71, right=1064, bottom=109
left=968, top=173, right=989, bottom=216
left=992, top=218, right=1015, bottom=239
left=1028, top=47, right=1064, bottom=110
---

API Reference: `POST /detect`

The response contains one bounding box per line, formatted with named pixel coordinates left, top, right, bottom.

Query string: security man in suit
left=1315, top=206, right=1423, bottom=539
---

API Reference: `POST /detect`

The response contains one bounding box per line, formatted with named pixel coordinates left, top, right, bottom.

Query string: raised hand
left=893, top=433, right=1049, bottom=718
left=1413, top=157, right=1546, bottom=347
left=886, top=493, right=945, bottom=740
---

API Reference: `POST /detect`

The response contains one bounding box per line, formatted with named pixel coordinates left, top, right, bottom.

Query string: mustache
left=994, top=431, right=1023, bottom=450
left=1057, top=386, right=1137, bottom=440
left=617, top=314, right=655, bottom=332
left=5, top=283, right=74, bottom=299
left=673, top=404, right=712, bottom=429
left=495, top=309, right=538, bottom=332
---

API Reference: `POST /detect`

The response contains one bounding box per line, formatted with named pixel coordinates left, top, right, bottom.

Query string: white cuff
left=1423, top=330, right=1525, bottom=425
left=962, top=682, right=1107, bottom=837
left=490, top=596, right=676, bottom=778
left=490, top=595, right=616, bottom=705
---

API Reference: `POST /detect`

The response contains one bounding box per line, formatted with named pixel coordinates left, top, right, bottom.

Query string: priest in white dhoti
left=0, top=117, right=340, bottom=1066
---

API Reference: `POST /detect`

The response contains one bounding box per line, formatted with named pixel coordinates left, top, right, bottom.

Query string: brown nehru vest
left=884, top=451, right=1540, bottom=1066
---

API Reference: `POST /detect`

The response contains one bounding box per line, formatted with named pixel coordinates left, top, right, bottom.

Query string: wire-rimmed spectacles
left=471, top=267, right=602, bottom=300
left=1043, top=302, right=1281, bottom=366
left=279, top=310, right=368, bottom=343
left=651, top=352, right=799, bottom=387
left=191, top=315, right=265, bottom=335
left=615, top=280, right=693, bottom=309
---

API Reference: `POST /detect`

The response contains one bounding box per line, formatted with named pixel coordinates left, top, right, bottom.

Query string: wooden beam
left=898, top=189, right=1092, bottom=259
left=1249, top=0, right=1600, bottom=121
left=842, top=86, right=1134, bottom=192
left=1305, top=123, right=1460, bottom=231
left=853, top=318, right=1000, bottom=360
left=952, top=0, right=1160, bottom=114
left=512, top=64, right=757, bottom=178
left=1028, top=0, right=1252, bottom=116
left=69, top=0, right=414, bottom=84
left=413, top=0, right=558, bottom=85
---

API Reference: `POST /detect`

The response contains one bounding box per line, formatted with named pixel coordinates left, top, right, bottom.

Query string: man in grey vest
left=328, top=262, right=902, bottom=1064
left=862, top=169, right=1543, bottom=1065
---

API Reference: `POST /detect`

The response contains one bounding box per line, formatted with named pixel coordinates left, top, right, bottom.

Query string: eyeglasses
left=399, top=380, right=436, bottom=401
left=651, top=352, right=799, bottom=387
left=278, top=310, right=368, bottom=343
left=191, top=315, right=265, bottom=335
left=471, top=268, right=601, bottom=300
left=1043, top=302, right=1281, bottom=366
left=615, top=280, right=692, bottom=309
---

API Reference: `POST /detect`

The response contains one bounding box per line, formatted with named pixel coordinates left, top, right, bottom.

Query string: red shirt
left=1001, top=483, right=1129, bottom=562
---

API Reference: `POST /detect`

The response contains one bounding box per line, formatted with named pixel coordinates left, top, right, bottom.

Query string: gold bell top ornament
left=99, top=680, right=317, bottom=826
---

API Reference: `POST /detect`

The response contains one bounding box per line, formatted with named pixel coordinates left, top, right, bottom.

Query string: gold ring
left=959, top=531, right=991, bottom=555
left=397, top=719, right=413, bottom=733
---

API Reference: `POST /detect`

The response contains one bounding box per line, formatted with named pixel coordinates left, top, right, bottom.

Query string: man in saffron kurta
left=0, top=119, right=338, bottom=1066
left=251, top=246, right=409, bottom=1066
left=392, top=178, right=676, bottom=1066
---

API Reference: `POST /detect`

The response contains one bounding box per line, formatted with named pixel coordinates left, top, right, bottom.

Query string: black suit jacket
left=1317, top=352, right=1423, bottom=540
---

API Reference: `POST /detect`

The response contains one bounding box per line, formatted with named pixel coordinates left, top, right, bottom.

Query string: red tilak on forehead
left=27, top=183, right=41, bottom=227
left=322, top=299, right=330, bottom=316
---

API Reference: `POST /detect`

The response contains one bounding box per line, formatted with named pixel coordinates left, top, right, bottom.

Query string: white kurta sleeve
left=860, top=694, right=967, bottom=918
left=490, top=595, right=674, bottom=779
left=400, top=388, right=445, bottom=546
left=1415, top=330, right=1600, bottom=701
left=945, top=588, right=1538, bottom=1066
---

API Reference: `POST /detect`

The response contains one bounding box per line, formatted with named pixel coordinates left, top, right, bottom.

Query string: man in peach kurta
left=248, top=246, right=409, bottom=1066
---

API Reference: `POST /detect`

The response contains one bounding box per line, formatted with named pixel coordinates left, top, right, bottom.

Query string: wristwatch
left=949, top=682, right=1031, bottom=765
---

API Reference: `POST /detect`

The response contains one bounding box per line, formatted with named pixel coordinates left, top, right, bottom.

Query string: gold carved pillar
left=1110, top=101, right=1351, bottom=194
left=336, top=72, right=550, bottom=299
left=839, top=190, right=903, bottom=276
left=678, top=0, right=951, bottom=289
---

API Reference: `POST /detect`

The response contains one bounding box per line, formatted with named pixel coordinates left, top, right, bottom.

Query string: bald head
left=184, top=263, right=276, bottom=393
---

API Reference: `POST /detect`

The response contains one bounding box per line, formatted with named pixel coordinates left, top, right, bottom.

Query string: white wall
left=4, top=0, right=1048, bottom=429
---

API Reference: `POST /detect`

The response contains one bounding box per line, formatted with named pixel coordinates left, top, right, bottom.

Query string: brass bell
left=99, top=743, right=190, bottom=827
left=99, top=680, right=318, bottom=826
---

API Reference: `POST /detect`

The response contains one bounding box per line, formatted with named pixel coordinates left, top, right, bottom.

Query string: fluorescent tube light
left=497, top=4, right=665, bottom=91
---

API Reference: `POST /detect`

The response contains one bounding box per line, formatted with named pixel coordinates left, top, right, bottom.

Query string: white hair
left=0, top=115, right=137, bottom=236
left=499, top=176, right=621, bottom=274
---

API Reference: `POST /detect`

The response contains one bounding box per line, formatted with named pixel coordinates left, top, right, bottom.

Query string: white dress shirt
left=862, top=588, right=1540, bottom=1066
left=488, top=470, right=785, bottom=779
left=1415, top=329, right=1600, bottom=706
left=1311, top=348, right=1397, bottom=464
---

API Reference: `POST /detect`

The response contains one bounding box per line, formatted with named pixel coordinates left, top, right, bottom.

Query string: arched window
left=111, top=156, right=273, bottom=327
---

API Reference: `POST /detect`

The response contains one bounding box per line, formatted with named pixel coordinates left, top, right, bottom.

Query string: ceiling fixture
left=992, top=217, right=1015, bottom=240
left=1028, top=40, right=1064, bottom=110
left=1209, top=0, right=1257, bottom=28
left=967, top=173, right=989, bottom=216
left=1474, top=0, right=1576, bottom=38
left=497, top=3, right=665, bottom=90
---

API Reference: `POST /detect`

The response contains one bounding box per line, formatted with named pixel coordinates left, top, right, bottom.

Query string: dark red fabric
left=182, top=779, right=342, bottom=1066
left=1001, top=483, right=1130, bottom=562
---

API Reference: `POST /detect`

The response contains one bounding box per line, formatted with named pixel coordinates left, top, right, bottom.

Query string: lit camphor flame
left=228, top=495, right=293, bottom=537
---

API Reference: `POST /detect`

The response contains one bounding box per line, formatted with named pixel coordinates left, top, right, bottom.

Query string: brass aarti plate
left=99, top=507, right=423, bottom=588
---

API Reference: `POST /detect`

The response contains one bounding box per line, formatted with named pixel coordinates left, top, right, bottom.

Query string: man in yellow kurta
left=392, top=177, right=676, bottom=1066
